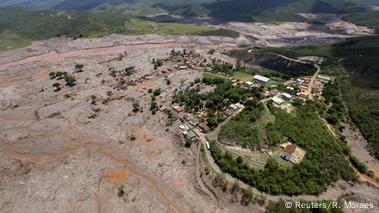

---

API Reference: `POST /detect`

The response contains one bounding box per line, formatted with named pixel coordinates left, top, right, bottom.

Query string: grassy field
left=231, top=71, right=253, bottom=81
left=126, top=19, right=213, bottom=35
left=0, top=33, right=31, bottom=52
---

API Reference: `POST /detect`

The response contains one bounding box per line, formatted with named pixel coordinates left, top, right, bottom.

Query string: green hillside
left=0, top=7, right=214, bottom=51
left=0, top=0, right=372, bottom=22
left=234, top=36, right=379, bottom=159
left=343, top=11, right=379, bottom=33
left=202, top=0, right=368, bottom=22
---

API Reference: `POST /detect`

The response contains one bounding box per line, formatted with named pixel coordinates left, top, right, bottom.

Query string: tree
left=241, top=187, right=253, bottom=206
left=231, top=180, right=240, bottom=194
left=132, top=102, right=140, bottom=112
left=49, top=72, right=56, bottom=79
left=64, top=75, right=76, bottom=87
left=89, top=95, right=97, bottom=105
left=55, top=71, right=67, bottom=80
left=208, top=49, right=215, bottom=55
left=75, top=64, right=84, bottom=73
left=153, top=88, right=161, bottom=96
left=185, top=139, right=192, bottom=148
left=52, top=82, right=61, bottom=92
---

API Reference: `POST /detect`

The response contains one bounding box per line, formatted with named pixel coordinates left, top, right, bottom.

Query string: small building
left=199, top=122, right=210, bottom=133
left=272, top=96, right=284, bottom=105
left=173, top=105, right=184, bottom=113
left=299, top=86, right=309, bottom=96
left=183, top=130, right=197, bottom=140
left=253, top=75, right=270, bottom=84
left=269, top=89, right=279, bottom=96
left=312, top=80, right=321, bottom=93
left=282, top=93, right=293, bottom=100
left=179, top=125, right=190, bottom=131
left=280, top=143, right=306, bottom=164
left=235, top=103, right=245, bottom=111
left=178, top=65, right=187, bottom=70
left=318, top=75, right=331, bottom=83
left=184, top=113, right=199, bottom=126
left=159, top=106, right=168, bottom=112
left=245, top=81, right=253, bottom=87
left=286, top=86, right=295, bottom=91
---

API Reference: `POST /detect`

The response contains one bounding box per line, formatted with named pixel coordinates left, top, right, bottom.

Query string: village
left=155, top=49, right=336, bottom=168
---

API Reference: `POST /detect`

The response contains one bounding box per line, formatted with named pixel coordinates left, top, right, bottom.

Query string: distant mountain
left=201, top=0, right=368, bottom=22
left=0, top=0, right=216, bottom=10
left=0, top=0, right=373, bottom=22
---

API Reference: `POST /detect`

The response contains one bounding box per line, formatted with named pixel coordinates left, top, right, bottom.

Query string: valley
left=1, top=0, right=379, bottom=212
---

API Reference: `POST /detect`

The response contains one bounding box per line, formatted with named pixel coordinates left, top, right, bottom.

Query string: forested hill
left=0, top=0, right=373, bottom=16
left=202, top=0, right=368, bottom=21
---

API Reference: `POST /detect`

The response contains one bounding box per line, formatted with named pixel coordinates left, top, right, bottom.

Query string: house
left=244, top=81, right=253, bottom=87
left=179, top=125, right=190, bottom=131
left=235, top=103, right=245, bottom=111
left=253, top=75, right=270, bottom=84
left=178, top=65, right=187, bottom=70
left=272, top=96, right=284, bottom=105
left=281, top=144, right=297, bottom=160
left=183, top=130, right=197, bottom=140
left=299, top=86, right=309, bottom=97
left=282, top=93, right=293, bottom=100
left=280, top=143, right=306, bottom=164
left=159, top=106, right=168, bottom=112
left=269, top=89, right=279, bottom=96
left=184, top=113, right=198, bottom=126
left=286, top=86, right=295, bottom=91
left=199, top=122, right=210, bottom=133
left=318, top=75, right=331, bottom=83
left=225, top=104, right=237, bottom=116
left=173, top=105, right=184, bottom=113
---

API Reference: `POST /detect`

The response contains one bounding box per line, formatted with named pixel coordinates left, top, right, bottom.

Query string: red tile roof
left=284, top=144, right=298, bottom=156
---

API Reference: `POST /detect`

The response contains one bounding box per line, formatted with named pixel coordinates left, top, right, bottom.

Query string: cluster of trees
left=152, top=58, right=163, bottom=69
left=211, top=104, right=356, bottom=195
left=173, top=76, right=260, bottom=129
left=207, top=60, right=250, bottom=76
left=109, top=66, right=136, bottom=77
left=219, top=101, right=263, bottom=148
left=49, top=71, right=77, bottom=91
left=322, top=82, right=346, bottom=125
left=349, top=156, right=368, bottom=174
left=149, top=88, right=162, bottom=114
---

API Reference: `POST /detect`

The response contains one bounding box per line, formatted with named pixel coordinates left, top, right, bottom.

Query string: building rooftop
left=253, top=75, right=270, bottom=83
left=272, top=96, right=284, bottom=105
left=282, top=93, right=293, bottom=99
left=283, top=144, right=298, bottom=156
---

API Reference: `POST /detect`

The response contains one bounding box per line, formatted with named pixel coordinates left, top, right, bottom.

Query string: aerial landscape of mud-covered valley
left=1, top=0, right=379, bottom=213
